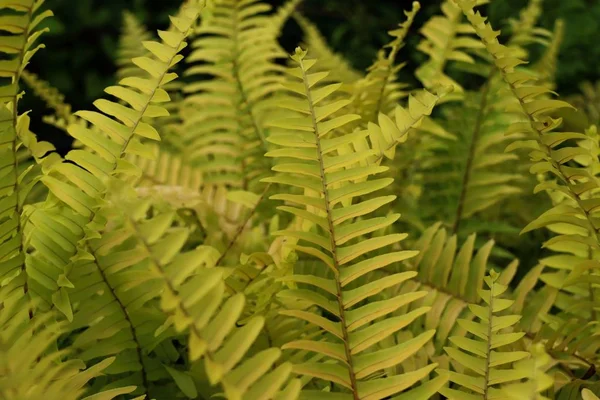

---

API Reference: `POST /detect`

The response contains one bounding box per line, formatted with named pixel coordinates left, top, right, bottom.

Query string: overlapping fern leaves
left=0, top=0, right=54, bottom=315
left=452, top=0, right=600, bottom=391
left=264, top=47, right=442, bottom=399
left=179, top=0, right=294, bottom=189
left=415, top=0, right=486, bottom=102
left=0, top=287, right=136, bottom=400
left=440, top=270, right=530, bottom=399
left=2, top=0, right=599, bottom=398
left=413, top=0, right=555, bottom=241
left=24, top=1, right=201, bottom=320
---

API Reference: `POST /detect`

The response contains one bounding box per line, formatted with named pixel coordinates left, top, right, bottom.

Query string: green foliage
left=2, top=0, right=600, bottom=399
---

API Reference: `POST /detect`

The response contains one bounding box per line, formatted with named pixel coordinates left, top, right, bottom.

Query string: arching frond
left=25, top=2, right=201, bottom=319
left=293, top=12, right=362, bottom=85
left=417, top=80, right=523, bottom=235
left=265, top=47, right=442, bottom=399
left=112, top=198, right=298, bottom=400
left=370, top=222, right=519, bottom=365
left=349, top=1, right=420, bottom=124
left=415, top=0, right=486, bottom=101
left=0, top=288, right=135, bottom=400
left=453, top=0, right=600, bottom=386
left=440, top=270, right=530, bottom=399
left=0, top=0, right=54, bottom=311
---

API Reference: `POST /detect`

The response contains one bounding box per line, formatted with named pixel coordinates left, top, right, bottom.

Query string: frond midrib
left=124, top=214, right=244, bottom=393
left=452, top=74, right=493, bottom=234
left=89, top=244, right=151, bottom=398
left=298, top=55, right=360, bottom=399
left=45, top=15, right=196, bottom=315
left=9, top=2, right=39, bottom=304
left=483, top=279, right=493, bottom=400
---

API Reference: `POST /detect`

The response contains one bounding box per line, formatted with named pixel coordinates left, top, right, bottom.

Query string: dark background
left=24, top=0, right=600, bottom=151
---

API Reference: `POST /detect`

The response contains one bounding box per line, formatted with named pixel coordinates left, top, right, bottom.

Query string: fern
left=502, top=343, right=554, bottom=400
left=293, top=13, right=362, bottom=86
left=78, top=195, right=298, bottom=399
left=2, top=0, right=599, bottom=398
left=0, top=287, right=135, bottom=399
left=264, top=47, right=442, bottom=399
left=116, top=11, right=154, bottom=81
left=180, top=0, right=290, bottom=189
left=415, top=0, right=486, bottom=102
left=0, top=0, right=53, bottom=313
left=349, top=1, right=420, bottom=125
left=24, top=2, right=201, bottom=319
left=452, top=0, right=600, bottom=393
left=440, top=270, right=530, bottom=399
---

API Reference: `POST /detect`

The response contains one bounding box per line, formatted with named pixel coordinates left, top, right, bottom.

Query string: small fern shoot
left=440, top=269, right=530, bottom=399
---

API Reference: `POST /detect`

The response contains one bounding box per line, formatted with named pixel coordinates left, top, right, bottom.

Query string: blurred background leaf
left=24, top=0, right=600, bottom=151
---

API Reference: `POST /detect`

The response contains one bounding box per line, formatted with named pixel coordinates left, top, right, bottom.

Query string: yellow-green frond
left=349, top=1, right=420, bottom=123
left=265, top=47, right=442, bottom=399
left=440, top=270, right=530, bottom=399
left=24, top=2, right=201, bottom=321
left=0, top=0, right=53, bottom=311
left=181, top=0, right=288, bottom=189
left=0, top=287, right=135, bottom=400
left=415, top=0, right=487, bottom=101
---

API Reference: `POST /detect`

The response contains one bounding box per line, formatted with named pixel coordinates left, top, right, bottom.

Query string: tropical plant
left=2, top=0, right=599, bottom=399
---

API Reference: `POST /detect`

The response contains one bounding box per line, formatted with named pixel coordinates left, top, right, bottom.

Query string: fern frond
left=67, top=208, right=175, bottom=398
left=451, top=0, right=597, bottom=244
left=402, top=223, right=518, bottom=350
left=116, top=11, right=154, bottom=80
left=117, top=198, right=297, bottom=400
left=453, top=0, right=600, bottom=385
left=415, top=0, right=486, bottom=101
left=0, top=287, right=135, bottom=399
left=22, top=70, right=74, bottom=124
left=357, top=222, right=519, bottom=372
left=293, top=12, right=362, bottom=85
left=453, top=0, right=600, bottom=321
left=0, top=0, right=53, bottom=309
left=502, top=343, right=554, bottom=400
left=24, top=2, right=201, bottom=319
left=418, top=80, right=523, bottom=235
left=410, top=0, right=558, bottom=237
left=349, top=1, right=420, bottom=124
left=181, top=0, right=288, bottom=189
left=265, top=47, right=442, bottom=399
left=440, top=270, right=530, bottom=399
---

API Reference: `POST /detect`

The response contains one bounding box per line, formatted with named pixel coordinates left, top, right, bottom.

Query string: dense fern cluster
left=2, top=0, right=599, bottom=399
